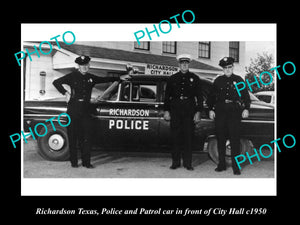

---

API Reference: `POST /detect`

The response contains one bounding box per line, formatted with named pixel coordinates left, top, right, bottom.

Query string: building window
left=162, top=42, right=176, bottom=54
left=198, top=42, right=210, bottom=59
left=134, top=41, right=150, bottom=50
left=229, top=42, right=239, bottom=62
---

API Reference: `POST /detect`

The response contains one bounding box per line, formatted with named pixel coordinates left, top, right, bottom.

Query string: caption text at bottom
left=36, top=207, right=267, bottom=216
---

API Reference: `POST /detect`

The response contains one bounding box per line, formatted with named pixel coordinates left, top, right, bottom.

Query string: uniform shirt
left=53, top=71, right=120, bottom=102
left=207, top=74, right=251, bottom=110
left=164, top=71, right=203, bottom=112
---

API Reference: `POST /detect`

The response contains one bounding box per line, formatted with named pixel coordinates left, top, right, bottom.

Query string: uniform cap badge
left=219, top=56, right=234, bottom=68
left=75, top=55, right=91, bottom=65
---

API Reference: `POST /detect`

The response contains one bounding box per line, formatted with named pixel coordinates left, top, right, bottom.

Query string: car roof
left=254, top=91, right=275, bottom=95
left=128, top=74, right=212, bottom=83
left=129, top=74, right=169, bottom=81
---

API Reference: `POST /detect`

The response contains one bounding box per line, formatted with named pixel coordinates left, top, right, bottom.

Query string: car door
left=129, top=81, right=160, bottom=148
left=95, top=81, right=160, bottom=149
left=157, top=81, right=171, bottom=148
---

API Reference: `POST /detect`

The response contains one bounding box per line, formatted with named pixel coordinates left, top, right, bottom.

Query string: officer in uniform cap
left=207, top=56, right=251, bottom=175
left=164, top=54, right=203, bottom=171
left=53, top=55, right=130, bottom=168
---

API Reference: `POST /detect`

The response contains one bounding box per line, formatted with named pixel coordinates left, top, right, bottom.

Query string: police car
left=24, top=74, right=274, bottom=165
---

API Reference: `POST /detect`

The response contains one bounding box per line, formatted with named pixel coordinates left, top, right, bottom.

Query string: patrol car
left=24, top=74, right=274, bottom=165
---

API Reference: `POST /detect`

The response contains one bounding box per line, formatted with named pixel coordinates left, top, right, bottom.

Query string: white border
left=22, top=178, right=276, bottom=196
left=21, top=23, right=277, bottom=196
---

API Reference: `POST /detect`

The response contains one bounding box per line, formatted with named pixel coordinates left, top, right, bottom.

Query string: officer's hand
left=120, top=74, right=131, bottom=81
left=209, top=110, right=215, bottom=120
left=242, top=109, right=249, bottom=118
left=64, top=91, right=71, bottom=102
left=193, top=112, right=201, bottom=123
left=163, top=111, right=171, bottom=121
left=90, top=97, right=97, bottom=103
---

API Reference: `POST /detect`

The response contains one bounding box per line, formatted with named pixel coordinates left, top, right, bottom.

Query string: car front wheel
left=37, top=124, right=70, bottom=161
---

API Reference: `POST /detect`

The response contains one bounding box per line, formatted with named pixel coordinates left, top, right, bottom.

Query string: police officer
left=207, top=57, right=251, bottom=175
left=164, top=54, right=203, bottom=171
left=53, top=55, right=130, bottom=168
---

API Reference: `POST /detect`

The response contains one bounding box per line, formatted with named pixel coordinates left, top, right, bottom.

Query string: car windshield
left=249, top=92, right=260, bottom=102
left=97, top=81, right=119, bottom=101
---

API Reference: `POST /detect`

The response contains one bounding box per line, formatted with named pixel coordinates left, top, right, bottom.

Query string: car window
left=132, top=84, right=157, bottom=102
left=256, top=95, right=272, bottom=103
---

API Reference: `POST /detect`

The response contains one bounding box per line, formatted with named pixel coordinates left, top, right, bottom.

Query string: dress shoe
left=215, top=166, right=226, bottom=172
left=83, top=163, right=94, bottom=169
left=233, top=170, right=241, bottom=175
left=169, top=164, right=180, bottom=170
left=184, top=166, right=194, bottom=171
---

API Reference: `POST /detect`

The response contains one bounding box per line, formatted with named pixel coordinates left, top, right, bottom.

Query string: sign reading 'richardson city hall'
left=145, top=63, right=179, bottom=75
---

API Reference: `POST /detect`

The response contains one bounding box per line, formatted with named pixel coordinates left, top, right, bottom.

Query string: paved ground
left=23, top=138, right=274, bottom=178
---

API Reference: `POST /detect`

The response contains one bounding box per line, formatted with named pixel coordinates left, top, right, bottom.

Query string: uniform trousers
left=170, top=99, right=195, bottom=167
left=215, top=102, right=242, bottom=171
left=67, top=101, right=92, bottom=166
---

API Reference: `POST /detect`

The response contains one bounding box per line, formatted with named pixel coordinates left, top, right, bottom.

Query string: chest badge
left=190, top=78, right=194, bottom=82
left=88, top=78, right=93, bottom=83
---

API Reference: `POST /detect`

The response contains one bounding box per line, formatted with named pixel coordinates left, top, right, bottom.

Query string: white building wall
left=237, top=41, right=246, bottom=76
left=177, top=42, right=198, bottom=59
left=25, top=53, right=72, bottom=101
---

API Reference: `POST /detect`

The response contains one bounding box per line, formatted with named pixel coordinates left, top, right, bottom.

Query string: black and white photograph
left=5, top=3, right=299, bottom=220
left=17, top=24, right=279, bottom=196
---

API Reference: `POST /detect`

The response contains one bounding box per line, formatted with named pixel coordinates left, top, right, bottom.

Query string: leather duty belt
left=225, top=99, right=233, bottom=103
left=73, top=98, right=86, bottom=102
left=179, top=96, right=189, bottom=100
